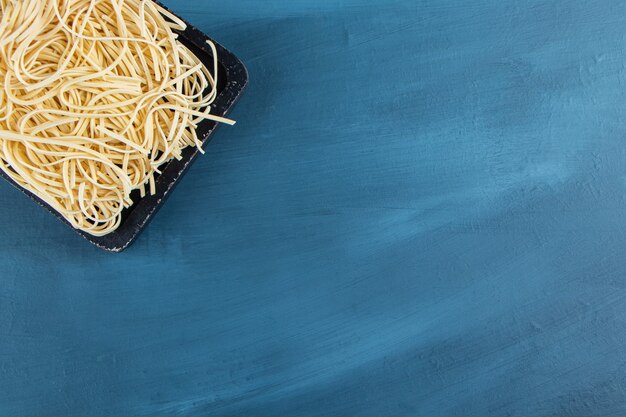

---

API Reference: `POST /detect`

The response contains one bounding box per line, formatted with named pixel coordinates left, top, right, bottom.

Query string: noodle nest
left=0, top=0, right=232, bottom=236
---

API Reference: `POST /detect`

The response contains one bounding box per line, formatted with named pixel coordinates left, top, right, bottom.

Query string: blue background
left=2, top=0, right=626, bottom=415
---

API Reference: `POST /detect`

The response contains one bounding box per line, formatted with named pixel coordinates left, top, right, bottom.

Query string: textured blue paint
left=2, top=0, right=626, bottom=416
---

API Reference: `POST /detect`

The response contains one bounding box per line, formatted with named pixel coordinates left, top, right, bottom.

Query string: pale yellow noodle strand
left=0, top=0, right=233, bottom=236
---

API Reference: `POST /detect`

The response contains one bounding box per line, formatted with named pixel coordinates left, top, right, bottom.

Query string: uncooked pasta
left=0, top=0, right=233, bottom=236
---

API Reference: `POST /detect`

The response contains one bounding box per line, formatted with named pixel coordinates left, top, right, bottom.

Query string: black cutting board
left=0, top=3, right=248, bottom=252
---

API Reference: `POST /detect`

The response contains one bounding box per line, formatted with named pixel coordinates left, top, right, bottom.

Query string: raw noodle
left=0, top=0, right=233, bottom=236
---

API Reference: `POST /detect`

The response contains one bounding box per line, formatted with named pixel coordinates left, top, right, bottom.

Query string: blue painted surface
left=3, top=0, right=626, bottom=415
